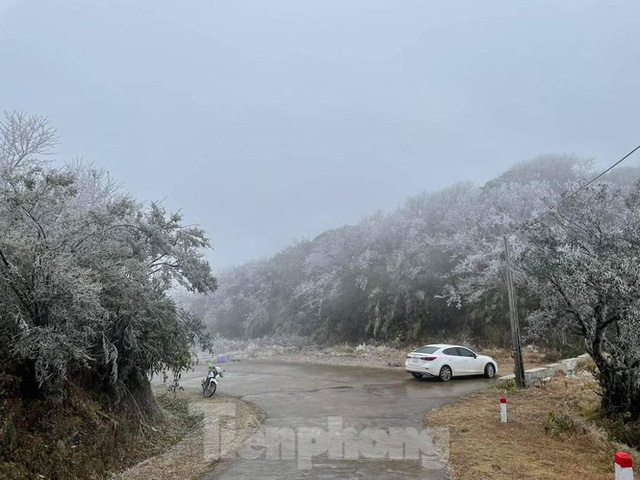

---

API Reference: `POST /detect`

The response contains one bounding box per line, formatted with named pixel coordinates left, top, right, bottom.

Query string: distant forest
left=180, top=155, right=640, bottom=347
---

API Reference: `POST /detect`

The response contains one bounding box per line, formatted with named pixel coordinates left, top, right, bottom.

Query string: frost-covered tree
left=522, top=183, right=640, bottom=419
left=0, top=112, right=216, bottom=414
left=67, top=159, right=123, bottom=210
left=197, top=154, right=640, bottom=352
left=434, top=158, right=594, bottom=306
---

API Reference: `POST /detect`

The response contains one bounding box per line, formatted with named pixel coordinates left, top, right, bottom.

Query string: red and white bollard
left=615, top=452, right=634, bottom=480
left=499, top=397, right=507, bottom=423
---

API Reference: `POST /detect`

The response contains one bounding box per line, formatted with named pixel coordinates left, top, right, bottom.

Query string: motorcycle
left=201, top=363, right=224, bottom=397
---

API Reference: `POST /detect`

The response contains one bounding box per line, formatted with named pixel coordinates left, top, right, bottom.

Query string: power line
left=519, top=143, right=640, bottom=231
left=502, top=143, right=639, bottom=388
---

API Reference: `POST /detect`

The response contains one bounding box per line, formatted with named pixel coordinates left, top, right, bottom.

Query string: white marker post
left=499, top=397, right=507, bottom=423
left=615, top=452, right=633, bottom=480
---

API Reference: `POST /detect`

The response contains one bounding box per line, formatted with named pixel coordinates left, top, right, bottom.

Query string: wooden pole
left=504, top=235, right=526, bottom=388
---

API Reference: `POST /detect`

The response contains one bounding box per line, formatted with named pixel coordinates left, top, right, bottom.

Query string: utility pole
left=503, top=235, right=526, bottom=388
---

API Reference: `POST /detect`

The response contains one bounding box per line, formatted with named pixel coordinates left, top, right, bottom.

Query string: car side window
left=443, top=348, right=459, bottom=356
left=457, top=348, right=475, bottom=357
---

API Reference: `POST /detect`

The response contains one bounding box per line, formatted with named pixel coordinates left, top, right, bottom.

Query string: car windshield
left=413, top=346, right=439, bottom=354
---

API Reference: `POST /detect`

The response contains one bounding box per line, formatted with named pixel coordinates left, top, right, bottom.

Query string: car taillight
left=420, top=356, right=436, bottom=361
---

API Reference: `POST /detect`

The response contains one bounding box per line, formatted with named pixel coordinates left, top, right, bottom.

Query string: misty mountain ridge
left=180, top=154, right=640, bottom=345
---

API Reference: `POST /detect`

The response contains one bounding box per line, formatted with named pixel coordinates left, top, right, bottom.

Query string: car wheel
left=439, top=365, right=452, bottom=382
left=484, top=363, right=496, bottom=379
left=411, top=372, right=423, bottom=379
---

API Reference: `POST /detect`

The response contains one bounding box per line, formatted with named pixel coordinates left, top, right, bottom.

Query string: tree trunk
left=118, top=370, right=160, bottom=419
left=597, top=362, right=640, bottom=420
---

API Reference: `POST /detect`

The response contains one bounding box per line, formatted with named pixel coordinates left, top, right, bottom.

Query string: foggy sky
left=1, top=0, right=639, bottom=269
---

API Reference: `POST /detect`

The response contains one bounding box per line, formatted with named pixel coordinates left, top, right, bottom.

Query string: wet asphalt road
left=181, top=361, right=492, bottom=480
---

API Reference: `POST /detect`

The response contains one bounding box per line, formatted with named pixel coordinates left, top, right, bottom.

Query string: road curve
left=185, top=360, right=492, bottom=480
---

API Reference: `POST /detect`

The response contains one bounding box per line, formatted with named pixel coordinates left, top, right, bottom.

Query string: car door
left=457, top=347, right=482, bottom=374
left=442, top=347, right=463, bottom=375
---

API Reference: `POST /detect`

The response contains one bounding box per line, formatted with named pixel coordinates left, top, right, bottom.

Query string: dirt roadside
left=427, top=373, right=639, bottom=480
left=115, top=388, right=264, bottom=480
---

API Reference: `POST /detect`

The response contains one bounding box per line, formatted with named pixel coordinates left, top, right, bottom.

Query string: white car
left=405, top=344, right=498, bottom=381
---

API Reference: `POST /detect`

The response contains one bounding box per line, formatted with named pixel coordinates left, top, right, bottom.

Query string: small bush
left=546, top=411, right=575, bottom=437
left=596, top=416, right=640, bottom=450
left=0, top=461, right=28, bottom=479
left=490, top=379, right=517, bottom=393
